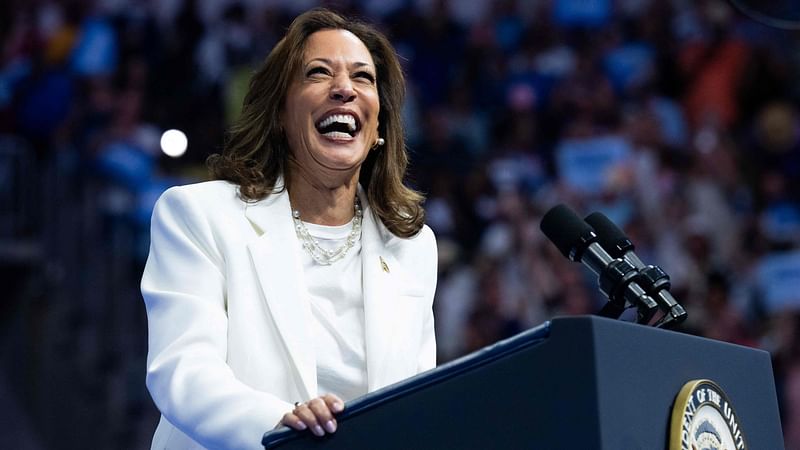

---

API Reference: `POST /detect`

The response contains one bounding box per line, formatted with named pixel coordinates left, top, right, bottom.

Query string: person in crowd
left=141, top=9, right=437, bottom=449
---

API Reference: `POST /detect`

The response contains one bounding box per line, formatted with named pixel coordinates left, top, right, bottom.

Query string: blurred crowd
left=2, top=0, right=800, bottom=448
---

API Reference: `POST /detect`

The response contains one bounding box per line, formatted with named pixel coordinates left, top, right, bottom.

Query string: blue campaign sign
left=756, top=250, right=800, bottom=312
left=555, top=135, right=633, bottom=194
left=553, top=0, right=612, bottom=28
left=70, top=17, right=119, bottom=76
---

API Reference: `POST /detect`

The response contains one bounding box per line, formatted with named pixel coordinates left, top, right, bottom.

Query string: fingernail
left=295, top=421, right=307, bottom=430
left=332, top=401, right=344, bottom=412
left=324, top=420, right=336, bottom=433
left=312, top=425, right=324, bottom=436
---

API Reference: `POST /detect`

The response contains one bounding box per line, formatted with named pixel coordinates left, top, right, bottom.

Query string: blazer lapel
left=359, top=190, right=402, bottom=391
left=244, top=188, right=317, bottom=400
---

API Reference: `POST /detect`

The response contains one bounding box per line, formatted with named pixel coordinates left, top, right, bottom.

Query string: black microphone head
left=540, top=204, right=596, bottom=261
left=584, top=211, right=633, bottom=258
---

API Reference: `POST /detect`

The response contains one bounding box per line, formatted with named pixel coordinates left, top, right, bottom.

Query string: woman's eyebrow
left=305, top=57, right=374, bottom=70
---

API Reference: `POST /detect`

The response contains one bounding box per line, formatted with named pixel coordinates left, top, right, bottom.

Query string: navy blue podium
left=262, top=316, right=783, bottom=449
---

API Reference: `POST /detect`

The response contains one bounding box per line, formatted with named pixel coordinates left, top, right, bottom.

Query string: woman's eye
left=355, top=71, right=375, bottom=83
left=306, top=67, right=329, bottom=77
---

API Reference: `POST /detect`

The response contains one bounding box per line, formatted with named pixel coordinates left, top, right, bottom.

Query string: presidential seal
left=670, top=379, right=747, bottom=450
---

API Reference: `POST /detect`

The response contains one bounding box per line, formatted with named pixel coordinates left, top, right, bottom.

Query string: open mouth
left=315, top=112, right=360, bottom=140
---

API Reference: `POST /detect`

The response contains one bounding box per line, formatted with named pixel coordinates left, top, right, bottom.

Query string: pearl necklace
left=292, top=198, right=362, bottom=265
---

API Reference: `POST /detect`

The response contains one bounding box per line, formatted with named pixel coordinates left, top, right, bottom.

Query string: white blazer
left=141, top=180, right=437, bottom=450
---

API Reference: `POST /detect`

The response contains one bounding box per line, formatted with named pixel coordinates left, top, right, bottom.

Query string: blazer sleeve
left=141, top=187, right=292, bottom=450
left=416, top=226, right=438, bottom=372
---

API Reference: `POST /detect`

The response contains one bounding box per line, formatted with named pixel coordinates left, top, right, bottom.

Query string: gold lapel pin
left=380, top=256, right=390, bottom=273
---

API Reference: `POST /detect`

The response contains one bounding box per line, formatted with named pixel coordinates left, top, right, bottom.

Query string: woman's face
left=283, top=29, right=380, bottom=183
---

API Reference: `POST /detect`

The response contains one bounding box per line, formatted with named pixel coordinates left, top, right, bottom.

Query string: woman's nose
left=329, top=76, right=356, bottom=103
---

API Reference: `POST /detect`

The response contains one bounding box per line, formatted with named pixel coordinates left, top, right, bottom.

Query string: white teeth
left=322, top=131, right=353, bottom=140
left=317, top=113, right=357, bottom=132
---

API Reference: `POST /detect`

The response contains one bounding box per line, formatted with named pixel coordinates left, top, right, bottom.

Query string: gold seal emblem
left=670, top=379, right=747, bottom=450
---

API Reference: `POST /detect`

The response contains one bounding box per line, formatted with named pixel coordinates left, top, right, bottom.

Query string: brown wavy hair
left=207, top=8, right=425, bottom=237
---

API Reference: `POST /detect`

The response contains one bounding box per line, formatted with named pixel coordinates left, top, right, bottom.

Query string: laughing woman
left=141, top=9, right=437, bottom=450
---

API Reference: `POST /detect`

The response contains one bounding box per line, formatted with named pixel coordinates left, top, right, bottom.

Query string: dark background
left=2, top=0, right=800, bottom=448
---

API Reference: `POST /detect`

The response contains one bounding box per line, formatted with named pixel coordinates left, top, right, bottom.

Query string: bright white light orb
left=160, top=129, right=188, bottom=158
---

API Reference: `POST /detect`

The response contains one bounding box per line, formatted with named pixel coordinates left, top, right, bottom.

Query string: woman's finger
left=279, top=412, right=307, bottom=431
left=293, top=403, right=325, bottom=436
left=322, top=393, right=345, bottom=413
left=308, top=398, right=337, bottom=433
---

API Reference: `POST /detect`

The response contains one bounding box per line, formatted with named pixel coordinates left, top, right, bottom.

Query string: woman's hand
left=278, top=394, right=345, bottom=436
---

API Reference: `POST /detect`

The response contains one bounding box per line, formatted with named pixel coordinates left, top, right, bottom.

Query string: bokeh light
left=160, top=129, right=188, bottom=158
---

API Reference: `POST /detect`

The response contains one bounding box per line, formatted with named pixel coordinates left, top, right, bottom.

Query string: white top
left=299, top=219, right=368, bottom=401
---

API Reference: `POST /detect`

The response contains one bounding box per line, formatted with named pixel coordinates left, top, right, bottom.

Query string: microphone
left=584, top=212, right=687, bottom=329
left=540, top=204, right=658, bottom=323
